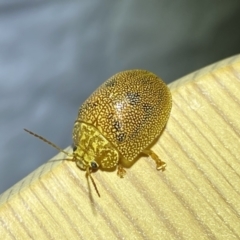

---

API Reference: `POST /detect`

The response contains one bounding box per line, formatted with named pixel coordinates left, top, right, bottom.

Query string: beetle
left=25, top=69, right=172, bottom=197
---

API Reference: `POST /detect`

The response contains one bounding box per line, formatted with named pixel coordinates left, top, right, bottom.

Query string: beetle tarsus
left=117, top=164, right=126, bottom=178
left=156, top=161, right=166, bottom=171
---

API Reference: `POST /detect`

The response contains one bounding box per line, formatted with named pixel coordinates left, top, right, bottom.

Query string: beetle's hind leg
left=142, top=149, right=166, bottom=171
left=117, top=164, right=126, bottom=178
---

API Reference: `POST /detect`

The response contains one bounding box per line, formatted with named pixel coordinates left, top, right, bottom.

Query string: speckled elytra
left=25, top=70, right=172, bottom=197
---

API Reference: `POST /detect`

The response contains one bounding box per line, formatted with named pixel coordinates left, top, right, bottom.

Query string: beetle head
left=72, top=144, right=100, bottom=172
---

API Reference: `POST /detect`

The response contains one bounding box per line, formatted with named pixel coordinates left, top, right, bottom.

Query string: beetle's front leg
left=117, top=164, right=126, bottom=178
left=142, top=149, right=166, bottom=171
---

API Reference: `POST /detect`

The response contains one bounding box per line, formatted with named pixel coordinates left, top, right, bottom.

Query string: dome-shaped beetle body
left=72, top=70, right=172, bottom=177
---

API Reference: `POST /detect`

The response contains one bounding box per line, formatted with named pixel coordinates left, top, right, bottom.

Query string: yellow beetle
left=25, top=70, right=172, bottom=196
left=73, top=69, right=171, bottom=176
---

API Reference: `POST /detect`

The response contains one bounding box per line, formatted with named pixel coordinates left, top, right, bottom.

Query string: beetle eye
left=91, top=161, right=98, bottom=170
left=72, top=144, right=77, bottom=151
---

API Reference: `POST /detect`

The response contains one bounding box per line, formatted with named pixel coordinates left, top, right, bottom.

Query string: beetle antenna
left=24, top=128, right=100, bottom=197
left=24, top=128, right=70, bottom=156
left=87, top=167, right=101, bottom=197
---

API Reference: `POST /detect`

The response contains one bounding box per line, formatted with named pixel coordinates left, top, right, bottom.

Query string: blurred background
left=1, top=1, right=240, bottom=194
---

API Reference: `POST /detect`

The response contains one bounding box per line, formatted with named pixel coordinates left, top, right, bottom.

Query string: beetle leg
left=117, top=164, right=126, bottom=178
left=142, top=149, right=166, bottom=171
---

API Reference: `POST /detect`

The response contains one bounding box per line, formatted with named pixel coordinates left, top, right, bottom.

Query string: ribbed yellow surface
left=0, top=55, right=240, bottom=240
